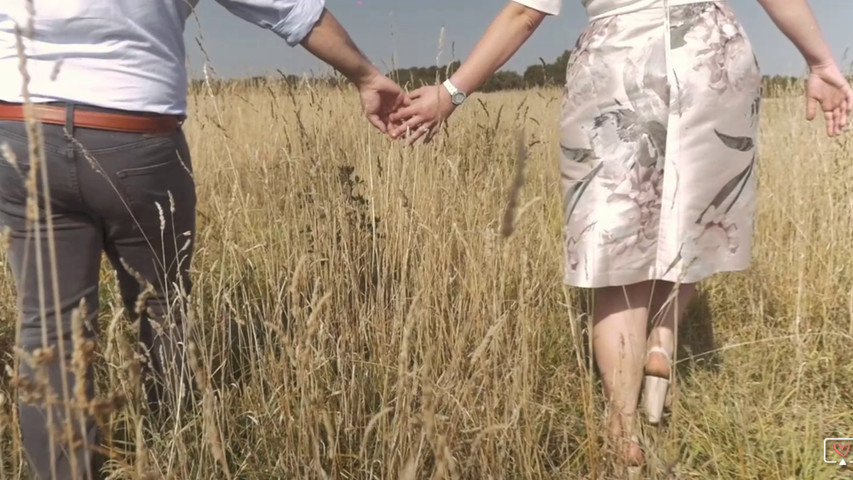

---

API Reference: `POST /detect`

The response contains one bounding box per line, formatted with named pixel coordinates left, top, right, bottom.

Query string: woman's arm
left=755, top=0, right=832, bottom=67
left=389, top=2, right=549, bottom=143
left=757, top=0, right=852, bottom=136
left=438, top=3, right=547, bottom=95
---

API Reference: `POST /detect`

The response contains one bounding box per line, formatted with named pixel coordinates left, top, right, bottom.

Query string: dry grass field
left=0, top=80, right=852, bottom=479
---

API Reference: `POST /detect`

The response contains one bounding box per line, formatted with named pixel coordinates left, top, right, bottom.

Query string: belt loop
left=65, top=102, right=75, bottom=160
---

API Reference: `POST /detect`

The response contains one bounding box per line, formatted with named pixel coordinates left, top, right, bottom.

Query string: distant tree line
left=386, top=50, right=574, bottom=92
left=190, top=52, right=829, bottom=98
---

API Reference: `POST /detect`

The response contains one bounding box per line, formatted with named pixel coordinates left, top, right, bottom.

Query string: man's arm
left=213, top=0, right=375, bottom=78
left=298, top=9, right=408, bottom=133
left=299, top=9, right=376, bottom=86
left=213, top=1, right=406, bottom=134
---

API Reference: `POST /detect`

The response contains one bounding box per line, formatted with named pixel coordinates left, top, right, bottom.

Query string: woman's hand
left=754, top=0, right=851, bottom=135
left=805, top=61, right=853, bottom=137
left=384, top=2, right=548, bottom=145
left=389, top=85, right=458, bottom=145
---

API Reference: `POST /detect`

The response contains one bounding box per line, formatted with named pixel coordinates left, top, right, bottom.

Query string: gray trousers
left=0, top=105, right=196, bottom=480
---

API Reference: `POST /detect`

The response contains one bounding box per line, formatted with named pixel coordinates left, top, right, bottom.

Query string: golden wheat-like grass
left=0, top=78, right=851, bottom=479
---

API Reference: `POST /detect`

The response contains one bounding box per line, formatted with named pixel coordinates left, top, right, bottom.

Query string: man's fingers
left=367, top=114, right=387, bottom=133
left=392, top=93, right=412, bottom=111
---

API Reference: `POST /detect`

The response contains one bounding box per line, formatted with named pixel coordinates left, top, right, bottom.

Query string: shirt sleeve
left=214, top=0, right=326, bottom=46
left=511, top=0, right=561, bottom=15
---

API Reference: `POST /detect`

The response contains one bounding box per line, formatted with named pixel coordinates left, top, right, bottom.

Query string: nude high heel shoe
left=642, top=346, right=671, bottom=425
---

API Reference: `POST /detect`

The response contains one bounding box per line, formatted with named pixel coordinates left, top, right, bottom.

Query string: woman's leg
left=592, top=281, right=653, bottom=465
left=640, top=281, right=697, bottom=425
left=645, top=281, right=697, bottom=377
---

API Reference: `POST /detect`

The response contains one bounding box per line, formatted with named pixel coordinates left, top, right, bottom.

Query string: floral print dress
left=556, top=0, right=762, bottom=287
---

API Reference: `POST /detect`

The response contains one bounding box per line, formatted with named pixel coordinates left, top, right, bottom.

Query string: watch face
left=452, top=92, right=466, bottom=105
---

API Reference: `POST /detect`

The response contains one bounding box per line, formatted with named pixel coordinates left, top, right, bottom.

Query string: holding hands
left=356, top=79, right=461, bottom=146
left=355, top=2, right=546, bottom=144
left=359, top=64, right=853, bottom=146
left=361, top=61, right=853, bottom=144
left=388, top=82, right=460, bottom=145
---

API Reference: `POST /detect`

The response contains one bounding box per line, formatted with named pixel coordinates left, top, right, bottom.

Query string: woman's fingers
left=830, top=109, right=836, bottom=136
left=806, top=69, right=852, bottom=136
left=389, top=90, right=431, bottom=123
left=388, top=86, right=450, bottom=143
left=389, top=103, right=420, bottom=123
left=423, top=124, right=439, bottom=144
left=827, top=84, right=853, bottom=135
left=405, top=122, right=433, bottom=146
left=408, top=86, right=429, bottom=100
left=820, top=106, right=831, bottom=136
left=833, top=108, right=841, bottom=136
left=831, top=109, right=840, bottom=136
left=391, top=114, right=424, bottom=139
left=837, top=108, right=844, bottom=135
left=806, top=96, right=818, bottom=121
left=390, top=112, right=422, bottom=138
left=846, top=87, right=853, bottom=115
left=390, top=88, right=439, bottom=121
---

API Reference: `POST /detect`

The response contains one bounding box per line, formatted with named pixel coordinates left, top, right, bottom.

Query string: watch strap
left=442, top=79, right=466, bottom=105
left=442, top=79, right=458, bottom=95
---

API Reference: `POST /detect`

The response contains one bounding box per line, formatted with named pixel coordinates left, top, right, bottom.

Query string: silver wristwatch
left=443, top=79, right=467, bottom=106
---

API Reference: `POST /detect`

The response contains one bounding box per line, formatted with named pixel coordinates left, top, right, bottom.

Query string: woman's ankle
left=644, top=349, right=670, bottom=378
left=607, top=409, right=644, bottom=466
left=645, top=326, right=673, bottom=378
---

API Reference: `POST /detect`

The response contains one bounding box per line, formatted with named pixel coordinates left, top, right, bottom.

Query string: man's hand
left=356, top=72, right=409, bottom=134
left=299, top=9, right=407, bottom=134
left=805, top=62, right=853, bottom=137
left=388, top=85, right=457, bottom=146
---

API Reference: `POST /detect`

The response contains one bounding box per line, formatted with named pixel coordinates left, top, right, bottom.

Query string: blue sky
left=185, top=0, right=853, bottom=79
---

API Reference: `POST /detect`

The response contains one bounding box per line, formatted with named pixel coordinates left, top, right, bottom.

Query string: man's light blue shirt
left=0, top=0, right=325, bottom=115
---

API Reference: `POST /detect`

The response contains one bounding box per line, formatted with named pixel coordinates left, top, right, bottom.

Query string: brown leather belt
left=0, top=103, right=182, bottom=134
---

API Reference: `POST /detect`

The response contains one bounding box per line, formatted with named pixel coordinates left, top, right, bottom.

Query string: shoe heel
left=643, top=375, right=669, bottom=425
left=627, top=466, right=642, bottom=479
